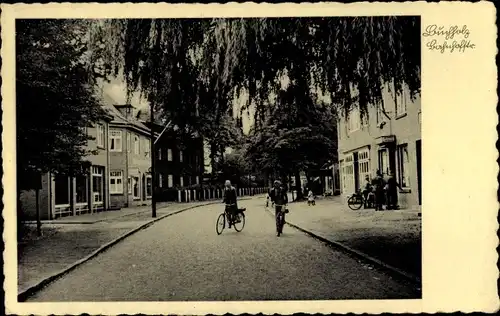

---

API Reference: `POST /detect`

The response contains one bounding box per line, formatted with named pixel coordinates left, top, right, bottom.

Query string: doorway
left=353, top=152, right=360, bottom=191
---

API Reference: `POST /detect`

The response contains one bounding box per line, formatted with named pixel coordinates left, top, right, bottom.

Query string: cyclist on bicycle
left=222, top=180, right=239, bottom=228
left=269, top=180, right=288, bottom=236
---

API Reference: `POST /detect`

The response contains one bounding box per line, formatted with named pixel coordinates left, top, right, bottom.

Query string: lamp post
left=150, top=104, right=157, bottom=218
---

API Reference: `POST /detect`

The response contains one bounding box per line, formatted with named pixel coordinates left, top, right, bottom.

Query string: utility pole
left=150, top=104, right=157, bottom=218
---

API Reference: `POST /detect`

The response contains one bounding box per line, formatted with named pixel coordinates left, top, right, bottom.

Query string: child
left=307, top=190, right=315, bottom=206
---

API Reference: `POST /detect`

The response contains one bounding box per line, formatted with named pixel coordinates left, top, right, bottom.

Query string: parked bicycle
left=347, top=190, right=375, bottom=210
left=216, top=204, right=246, bottom=235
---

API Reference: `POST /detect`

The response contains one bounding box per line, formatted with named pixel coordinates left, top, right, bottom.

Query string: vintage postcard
left=2, top=2, right=498, bottom=315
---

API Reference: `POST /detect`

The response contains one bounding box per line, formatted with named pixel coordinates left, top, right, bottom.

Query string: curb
left=263, top=207, right=421, bottom=285
left=17, top=200, right=222, bottom=302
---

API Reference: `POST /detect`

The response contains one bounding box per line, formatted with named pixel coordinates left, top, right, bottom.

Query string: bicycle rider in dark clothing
left=222, top=180, right=238, bottom=228
left=269, top=180, right=288, bottom=236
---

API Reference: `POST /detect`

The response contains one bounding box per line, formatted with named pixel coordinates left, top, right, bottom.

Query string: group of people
left=362, top=171, right=402, bottom=211
left=223, top=179, right=288, bottom=236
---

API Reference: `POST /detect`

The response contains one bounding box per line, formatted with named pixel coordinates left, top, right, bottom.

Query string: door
left=142, top=174, right=146, bottom=201
left=353, top=152, right=360, bottom=191
left=416, top=140, right=422, bottom=205
left=389, top=145, right=397, bottom=176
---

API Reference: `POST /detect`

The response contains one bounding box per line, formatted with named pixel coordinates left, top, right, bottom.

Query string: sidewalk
left=23, top=201, right=175, bottom=224
left=285, top=197, right=422, bottom=279
left=17, top=200, right=217, bottom=294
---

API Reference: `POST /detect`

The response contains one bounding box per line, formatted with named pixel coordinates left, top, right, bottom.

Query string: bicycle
left=347, top=190, right=375, bottom=210
left=216, top=204, right=246, bottom=235
left=274, top=204, right=289, bottom=237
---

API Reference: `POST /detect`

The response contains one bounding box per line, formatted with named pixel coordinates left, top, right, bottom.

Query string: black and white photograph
left=2, top=2, right=498, bottom=315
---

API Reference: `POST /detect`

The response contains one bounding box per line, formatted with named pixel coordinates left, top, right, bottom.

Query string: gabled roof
left=100, top=91, right=151, bottom=136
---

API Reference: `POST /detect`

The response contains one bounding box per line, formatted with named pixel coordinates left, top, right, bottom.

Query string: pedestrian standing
left=362, top=175, right=372, bottom=209
left=386, top=173, right=402, bottom=210
left=373, top=171, right=386, bottom=211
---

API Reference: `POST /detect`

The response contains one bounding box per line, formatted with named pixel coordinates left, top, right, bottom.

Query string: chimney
left=114, top=104, right=134, bottom=120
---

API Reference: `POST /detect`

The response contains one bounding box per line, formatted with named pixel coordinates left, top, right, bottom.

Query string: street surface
left=27, top=198, right=419, bottom=301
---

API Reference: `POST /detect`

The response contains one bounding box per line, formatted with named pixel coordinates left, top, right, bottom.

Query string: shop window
left=92, top=166, right=104, bottom=204
left=54, top=175, right=70, bottom=206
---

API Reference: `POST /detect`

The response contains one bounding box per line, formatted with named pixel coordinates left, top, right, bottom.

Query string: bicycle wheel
left=276, top=213, right=283, bottom=236
left=216, top=213, right=225, bottom=235
left=233, top=212, right=245, bottom=232
left=348, top=195, right=363, bottom=210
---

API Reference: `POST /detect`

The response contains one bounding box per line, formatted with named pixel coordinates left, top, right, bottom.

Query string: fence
left=157, top=187, right=268, bottom=203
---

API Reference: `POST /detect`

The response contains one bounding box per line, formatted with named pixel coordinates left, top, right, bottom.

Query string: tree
left=208, top=17, right=421, bottom=120
left=91, top=17, right=420, bottom=194
left=92, top=16, right=419, bottom=137
left=245, top=86, right=338, bottom=200
left=16, top=19, right=106, bottom=233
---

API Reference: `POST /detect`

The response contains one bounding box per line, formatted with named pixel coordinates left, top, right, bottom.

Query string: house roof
left=100, top=91, right=151, bottom=136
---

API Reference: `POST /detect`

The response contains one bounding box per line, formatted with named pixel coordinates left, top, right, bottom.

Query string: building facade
left=153, top=126, right=205, bottom=192
left=19, top=115, right=113, bottom=220
left=106, top=104, right=154, bottom=209
left=338, top=83, right=422, bottom=210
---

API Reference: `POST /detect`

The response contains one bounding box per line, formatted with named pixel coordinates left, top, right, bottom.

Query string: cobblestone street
left=25, top=198, right=419, bottom=301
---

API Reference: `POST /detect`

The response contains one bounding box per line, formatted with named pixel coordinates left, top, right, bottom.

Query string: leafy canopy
left=17, top=19, right=107, bottom=187
left=92, top=16, right=420, bottom=135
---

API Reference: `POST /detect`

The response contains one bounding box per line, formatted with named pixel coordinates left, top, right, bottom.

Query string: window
left=92, top=166, right=104, bottom=204
left=109, top=171, right=123, bottom=194
left=54, top=175, right=70, bottom=206
left=127, top=132, right=131, bottom=152
left=341, top=154, right=355, bottom=194
left=143, top=138, right=150, bottom=158
left=134, top=135, right=140, bottom=154
left=109, top=130, right=122, bottom=152
left=158, top=148, right=162, bottom=160
left=358, top=149, right=370, bottom=185
left=397, top=144, right=410, bottom=187
left=97, top=124, right=105, bottom=148
left=158, top=173, right=163, bottom=188
left=376, top=103, right=384, bottom=124
left=132, top=176, right=140, bottom=199
left=180, top=176, right=184, bottom=187
left=348, top=107, right=361, bottom=132
left=395, top=89, right=407, bottom=116
left=167, top=149, right=173, bottom=161
left=146, top=176, right=152, bottom=197
left=167, top=174, right=174, bottom=188
left=128, top=176, right=132, bottom=194
left=75, top=175, right=88, bottom=204
left=196, top=176, right=200, bottom=185
left=179, top=150, right=183, bottom=162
